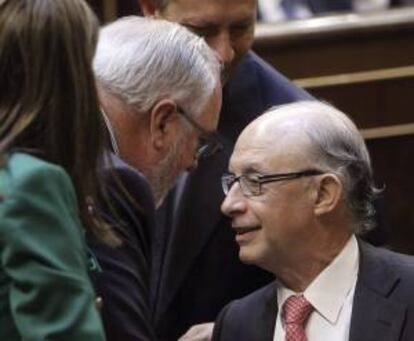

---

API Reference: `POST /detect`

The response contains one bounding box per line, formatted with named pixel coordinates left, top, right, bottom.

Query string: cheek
left=260, top=210, right=282, bottom=243
left=256, top=200, right=296, bottom=244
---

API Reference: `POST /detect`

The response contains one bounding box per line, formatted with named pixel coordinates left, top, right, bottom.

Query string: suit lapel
left=240, top=282, right=278, bottom=341
left=260, top=283, right=279, bottom=341
left=349, top=241, right=407, bottom=341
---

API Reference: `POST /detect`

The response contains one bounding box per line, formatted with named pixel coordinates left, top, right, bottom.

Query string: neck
left=274, top=233, right=351, bottom=292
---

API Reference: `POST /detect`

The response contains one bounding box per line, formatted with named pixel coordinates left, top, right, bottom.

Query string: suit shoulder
left=102, top=152, right=154, bottom=207
left=0, top=153, right=82, bottom=247
left=359, top=241, right=414, bottom=301
left=0, top=152, right=75, bottom=202
left=232, top=51, right=312, bottom=104
left=213, top=282, right=276, bottom=340
left=228, top=281, right=276, bottom=310
left=362, top=242, right=414, bottom=272
left=375, top=245, right=414, bottom=277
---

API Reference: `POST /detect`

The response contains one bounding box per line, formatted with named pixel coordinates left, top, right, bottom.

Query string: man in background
left=89, top=16, right=221, bottom=340
left=138, top=0, right=312, bottom=339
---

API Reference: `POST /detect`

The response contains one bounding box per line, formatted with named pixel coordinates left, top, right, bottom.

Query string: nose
left=221, top=182, right=246, bottom=218
left=207, top=31, right=235, bottom=68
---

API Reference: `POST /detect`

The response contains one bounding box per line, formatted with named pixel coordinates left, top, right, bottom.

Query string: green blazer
left=0, top=153, right=105, bottom=340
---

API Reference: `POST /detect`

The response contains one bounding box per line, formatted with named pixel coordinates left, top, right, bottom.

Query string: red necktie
left=282, top=295, right=314, bottom=341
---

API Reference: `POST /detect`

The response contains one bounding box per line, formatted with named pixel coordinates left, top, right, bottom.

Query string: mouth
left=234, top=226, right=261, bottom=235
left=233, top=226, right=261, bottom=244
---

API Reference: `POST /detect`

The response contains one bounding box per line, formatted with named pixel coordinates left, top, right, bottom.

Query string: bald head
left=232, top=101, right=379, bottom=233
left=240, top=101, right=362, bottom=151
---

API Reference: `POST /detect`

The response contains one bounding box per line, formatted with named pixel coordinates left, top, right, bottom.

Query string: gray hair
left=265, top=101, right=381, bottom=234
left=93, top=16, right=220, bottom=118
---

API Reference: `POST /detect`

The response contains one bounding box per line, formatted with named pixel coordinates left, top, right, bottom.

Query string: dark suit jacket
left=89, top=153, right=157, bottom=340
left=152, top=51, right=312, bottom=340
left=0, top=153, right=105, bottom=340
left=213, top=241, right=414, bottom=341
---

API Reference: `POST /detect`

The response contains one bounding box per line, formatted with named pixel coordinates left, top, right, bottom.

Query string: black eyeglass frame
left=176, top=107, right=223, bottom=159
left=221, top=169, right=325, bottom=196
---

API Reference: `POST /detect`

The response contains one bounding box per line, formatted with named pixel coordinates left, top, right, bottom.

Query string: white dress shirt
left=273, top=235, right=359, bottom=341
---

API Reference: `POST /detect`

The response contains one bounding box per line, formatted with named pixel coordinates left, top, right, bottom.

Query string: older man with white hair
left=88, top=16, right=221, bottom=340
left=214, top=101, right=414, bottom=341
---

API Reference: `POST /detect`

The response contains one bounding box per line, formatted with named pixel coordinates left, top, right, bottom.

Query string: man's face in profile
left=150, top=85, right=222, bottom=207
left=156, top=0, right=257, bottom=83
left=221, top=120, right=319, bottom=272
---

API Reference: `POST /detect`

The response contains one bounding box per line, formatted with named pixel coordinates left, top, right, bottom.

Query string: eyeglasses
left=177, top=107, right=223, bottom=159
left=221, top=169, right=325, bottom=197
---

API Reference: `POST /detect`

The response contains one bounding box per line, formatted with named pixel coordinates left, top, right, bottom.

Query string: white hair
left=93, top=16, right=220, bottom=118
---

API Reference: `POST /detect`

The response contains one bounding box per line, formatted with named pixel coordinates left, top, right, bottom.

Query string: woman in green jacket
left=0, top=0, right=116, bottom=339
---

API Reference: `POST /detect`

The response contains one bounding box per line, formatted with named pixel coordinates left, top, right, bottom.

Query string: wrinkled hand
left=178, top=322, right=214, bottom=341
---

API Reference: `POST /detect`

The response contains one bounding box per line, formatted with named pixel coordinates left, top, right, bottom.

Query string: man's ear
left=138, top=0, right=157, bottom=16
left=149, top=99, right=178, bottom=151
left=313, top=174, right=343, bottom=217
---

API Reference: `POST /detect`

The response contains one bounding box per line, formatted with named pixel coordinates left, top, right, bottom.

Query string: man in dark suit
left=213, top=101, right=414, bottom=341
left=137, top=0, right=312, bottom=339
left=88, top=16, right=222, bottom=340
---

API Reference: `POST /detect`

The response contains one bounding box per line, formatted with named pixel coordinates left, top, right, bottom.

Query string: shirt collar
left=277, top=235, right=359, bottom=324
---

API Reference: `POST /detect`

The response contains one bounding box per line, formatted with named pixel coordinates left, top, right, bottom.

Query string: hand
left=178, top=322, right=214, bottom=341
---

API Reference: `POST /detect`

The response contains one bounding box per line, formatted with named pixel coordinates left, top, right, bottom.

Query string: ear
left=313, top=174, right=343, bottom=217
left=138, top=0, right=157, bottom=16
left=149, top=99, right=178, bottom=151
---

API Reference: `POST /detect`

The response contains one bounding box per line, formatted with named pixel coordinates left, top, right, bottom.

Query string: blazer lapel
left=240, top=282, right=278, bottom=341
left=260, top=283, right=279, bottom=341
left=349, top=241, right=407, bottom=341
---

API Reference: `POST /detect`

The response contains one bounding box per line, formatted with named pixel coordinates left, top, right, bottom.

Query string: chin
left=239, top=246, right=271, bottom=272
left=238, top=247, right=258, bottom=266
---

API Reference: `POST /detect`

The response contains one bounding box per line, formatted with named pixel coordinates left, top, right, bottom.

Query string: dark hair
left=0, top=0, right=117, bottom=244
